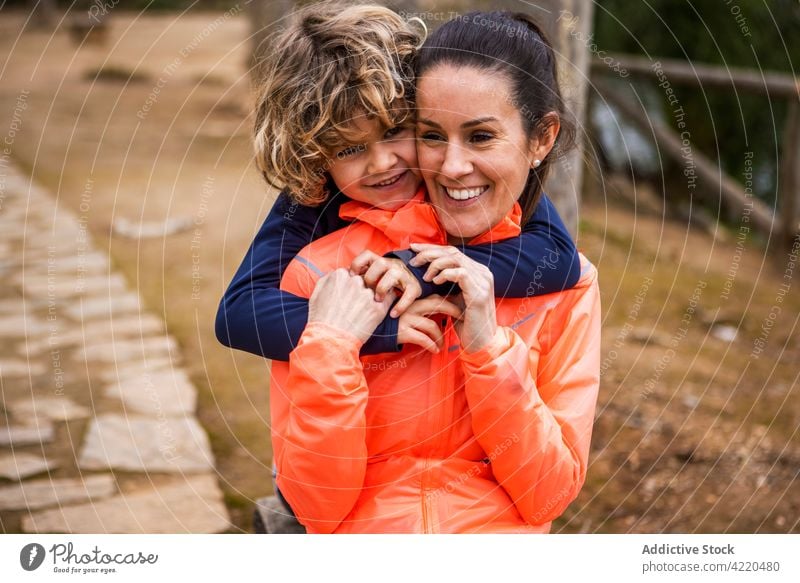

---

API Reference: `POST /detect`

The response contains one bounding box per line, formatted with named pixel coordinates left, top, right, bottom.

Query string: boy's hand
left=397, top=295, right=463, bottom=353
left=350, top=251, right=422, bottom=318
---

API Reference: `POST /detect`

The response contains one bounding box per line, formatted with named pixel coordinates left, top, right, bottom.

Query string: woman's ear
left=528, top=112, right=560, bottom=168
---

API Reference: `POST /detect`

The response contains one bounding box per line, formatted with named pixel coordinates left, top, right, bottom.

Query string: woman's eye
left=471, top=132, right=494, bottom=143
left=420, top=132, right=444, bottom=142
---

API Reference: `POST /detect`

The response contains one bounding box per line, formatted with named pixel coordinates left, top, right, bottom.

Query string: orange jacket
left=270, top=192, right=601, bottom=533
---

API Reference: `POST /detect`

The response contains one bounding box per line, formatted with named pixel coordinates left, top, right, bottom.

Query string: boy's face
left=327, top=114, right=422, bottom=210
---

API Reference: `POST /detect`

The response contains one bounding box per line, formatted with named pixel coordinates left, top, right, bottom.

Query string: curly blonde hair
left=253, top=1, right=423, bottom=206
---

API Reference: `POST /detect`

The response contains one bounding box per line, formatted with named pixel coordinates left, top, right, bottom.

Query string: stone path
left=0, top=163, right=230, bottom=533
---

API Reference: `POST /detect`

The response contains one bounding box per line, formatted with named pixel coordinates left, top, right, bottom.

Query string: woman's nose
left=440, top=142, right=472, bottom=179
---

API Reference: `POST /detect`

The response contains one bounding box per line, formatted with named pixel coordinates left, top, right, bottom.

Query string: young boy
left=216, top=1, right=580, bottom=363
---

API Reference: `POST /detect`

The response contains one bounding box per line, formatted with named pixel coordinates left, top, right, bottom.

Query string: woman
left=270, top=11, right=601, bottom=533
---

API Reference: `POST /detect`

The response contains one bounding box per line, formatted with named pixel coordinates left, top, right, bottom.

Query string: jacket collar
left=339, top=187, right=522, bottom=248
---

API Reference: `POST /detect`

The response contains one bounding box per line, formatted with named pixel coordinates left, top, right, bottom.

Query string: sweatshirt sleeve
left=459, top=265, right=601, bottom=526
left=271, top=321, right=370, bottom=534
left=389, top=194, right=580, bottom=299
left=215, top=190, right=399, bottom=361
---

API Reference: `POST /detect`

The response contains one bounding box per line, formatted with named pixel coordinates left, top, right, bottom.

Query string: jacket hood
left=339, top=188, right=522, bottom=248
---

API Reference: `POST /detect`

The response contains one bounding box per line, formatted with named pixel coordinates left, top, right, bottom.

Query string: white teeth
left=373, top=173, right=402, bottom=187
left=444, top=186, right=485, bottom=200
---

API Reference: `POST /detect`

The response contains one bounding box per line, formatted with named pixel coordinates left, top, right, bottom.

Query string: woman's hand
left=409, top=243, right=497, bottom=353
left=350, top=250, right=422, bottom=317
left=398, top=295, right=463, bottom=353
left=308, top=268, right=396, bottom=344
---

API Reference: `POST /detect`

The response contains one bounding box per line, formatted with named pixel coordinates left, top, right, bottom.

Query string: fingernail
left=390, top=310, right=398, bottom=318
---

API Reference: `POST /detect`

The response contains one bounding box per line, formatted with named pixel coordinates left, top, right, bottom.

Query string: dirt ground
left=1, top=11, right=797, bottom=533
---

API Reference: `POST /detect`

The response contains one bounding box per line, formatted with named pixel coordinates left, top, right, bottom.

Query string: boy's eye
left=336, top=144, right=366, bottom=158
left=383, top=126, right=405, bottom=139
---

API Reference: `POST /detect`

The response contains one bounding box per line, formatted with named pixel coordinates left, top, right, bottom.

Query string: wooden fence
left=591, top=53, right=800, bottom=252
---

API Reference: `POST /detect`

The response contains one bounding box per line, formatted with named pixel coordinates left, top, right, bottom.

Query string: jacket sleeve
left=215, top=190, right=400, bottom=360
left=272, top=321, right=369, bottom=534
left=459, top=269, right=601, bottom=525
left=389, top=194, right=580, bottom=299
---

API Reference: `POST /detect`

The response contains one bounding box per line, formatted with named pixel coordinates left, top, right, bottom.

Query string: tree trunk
left=248, top=0, right=296, bottom=83
left=29, top=0, right=57, bottom=30
left=473, top=0, right=593, bottom=237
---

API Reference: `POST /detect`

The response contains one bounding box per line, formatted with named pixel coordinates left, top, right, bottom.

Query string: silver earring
left=533, top=159, right=541, bottom=168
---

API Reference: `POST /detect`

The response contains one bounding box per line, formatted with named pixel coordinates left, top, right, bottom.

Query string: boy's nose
left=367, top=142, right=398, bottom=174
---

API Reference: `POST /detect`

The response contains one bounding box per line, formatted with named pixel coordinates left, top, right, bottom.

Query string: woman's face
left=416, top=64, right=550, bottom=242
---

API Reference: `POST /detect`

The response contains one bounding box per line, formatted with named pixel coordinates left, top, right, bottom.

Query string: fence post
left=478, top=0, right=594, bottom=239
left=779, top=100, right=800, bottom=253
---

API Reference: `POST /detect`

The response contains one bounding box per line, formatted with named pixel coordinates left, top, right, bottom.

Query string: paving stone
left=0, top=423, right=55, bottom=447
left=3, top=200, right=25, bottom=212
left=105, top=369, right=196, bottom=416
left=23, top=240, right=82, bottom=258
left=83, top=313, right=165, bottom=338
left=20, top=328, right=86, bottom=356
left=22, top=474, right=229, bottom=533
left=0, top=359, right=47, bottom=377
left=9, top=397, right=92, bottom=422
left=0, top=452, right=57, bottom=481
left=18, top=339, right=57, bottom=358
left=0, top=315, right=53, bottom=338
left=17, top=273, right=126, bottom=299
left=78, top=336, right=178, bottom=364
left=0, top=212, right=48, bottom=231
left=15, top=248, right=60, bottom=263
left=22, top=219, right=81, bottom=241
left=63, top=294, right=142, bottom=321
left=18, top=203, right=57, bottom=221
left=0, top=298, right=25, bottom=316
left=19, top=315, right=166, bottom=359
left=24, top=252, right=109, bottom=275
left=0, top=258, right=26, bottom=275
left=0, top=474, right=115, bottom=511
left=1, top=173, right=29, bottom=194
left=0, top=224, right=23, bottom=240
left=79, top=414, right=213, bottom=472
left=97, top=359, right=175, bottom=383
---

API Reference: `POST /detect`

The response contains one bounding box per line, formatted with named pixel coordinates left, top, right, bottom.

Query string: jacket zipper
left=421, top=458, right=432, bottom=533
left=420, top=317, right=453, bottom=533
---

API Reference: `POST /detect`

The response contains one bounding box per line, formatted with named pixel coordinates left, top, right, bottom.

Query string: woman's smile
left=442, top=184, right=489, bottom=202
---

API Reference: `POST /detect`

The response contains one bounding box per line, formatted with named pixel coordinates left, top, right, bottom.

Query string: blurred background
left=0, top=0, right=798, bottom=534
